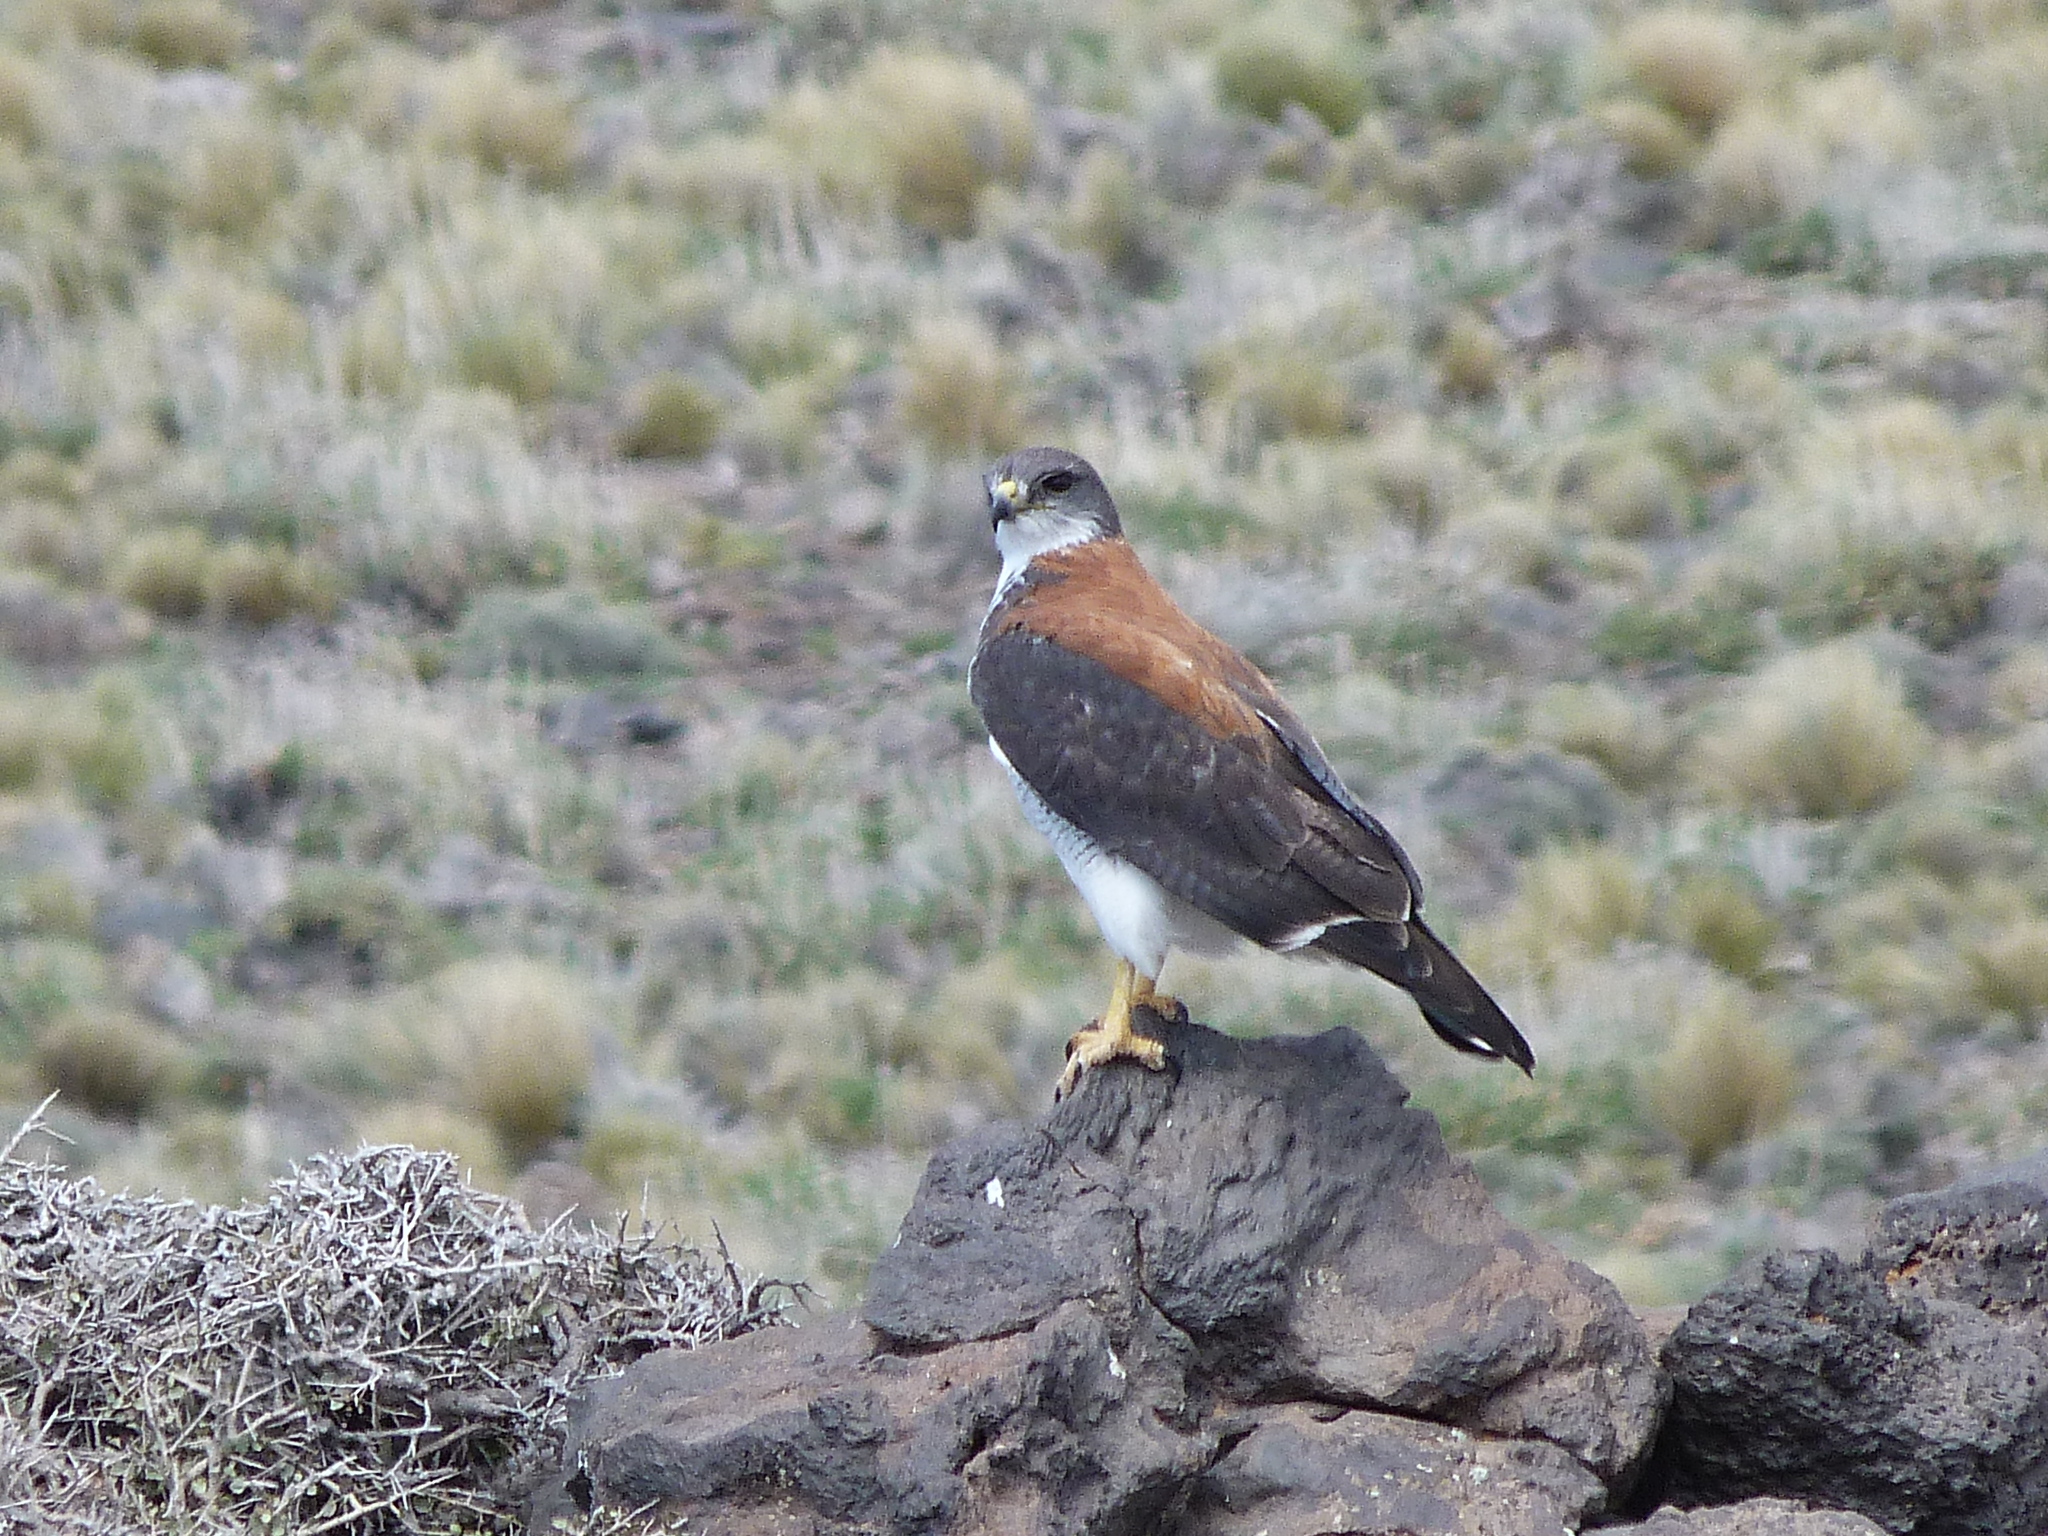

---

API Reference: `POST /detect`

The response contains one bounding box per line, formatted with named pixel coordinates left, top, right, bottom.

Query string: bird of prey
left=969, top=446, right=1534, bottom=1097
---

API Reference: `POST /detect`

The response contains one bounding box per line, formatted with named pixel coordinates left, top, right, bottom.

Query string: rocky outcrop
left=550, top=1012, right=1665, bottom=1534
left=543, top=1012, right=2048, bottom=1535
left=1649, top=1152, right=2048, bottom=1534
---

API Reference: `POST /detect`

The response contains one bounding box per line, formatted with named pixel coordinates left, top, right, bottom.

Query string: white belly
left=991, top=739, right=1239, bottom=978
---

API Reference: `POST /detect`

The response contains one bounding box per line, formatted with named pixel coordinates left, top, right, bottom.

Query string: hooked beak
left=988, top=476, right=1024, bottom=528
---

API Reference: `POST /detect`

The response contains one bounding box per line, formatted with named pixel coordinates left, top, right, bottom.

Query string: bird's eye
left=1039, top=470, right=1075, bottom=495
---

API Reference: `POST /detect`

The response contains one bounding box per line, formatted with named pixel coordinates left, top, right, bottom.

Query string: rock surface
left=1605, top=1498, right=1888, bottom=1536
left=1650, top=1151, right=2048, bottom=1533
left=552, top=1012, right=1669, bottom=1534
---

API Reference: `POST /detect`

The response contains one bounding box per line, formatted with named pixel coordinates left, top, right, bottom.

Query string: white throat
left=991, top=513, right=1098, bottom=602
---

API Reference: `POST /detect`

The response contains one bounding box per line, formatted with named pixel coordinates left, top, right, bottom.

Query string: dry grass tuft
left=207, top=541, right=340, bottom=627
left=182, top=115, right=293, bottom=240
left=1966, top=916, right=2048, bottom=1028
left=1663, top=869, right=1778, bottom=980
left=32, top=1008, right=188, bottom=1120
left=425, top=47, right=579, bottom=189
left=1214, top=17, right=1373, bottom=134
left=125, top=0, right=249, bottom=70
left=1435, top=310, right=1511, bottom=400
left=618, top=372, right=724, bottom=460
left=1596, top=97, right=1701, bottom=178
left=1480, top=843, right=1653, bottom=982
left=1647, top=976, right=1797, bottom=1168
left=1062, top=143, right=1173, bottom=293
left=900, top=314, right=1027, bottom=456
left=112, top=526, right=213, bottom=620
left=1529, top=682, right=1672, bottom=790
left=845, top=51, right=1035, bottom=237
left=0, top=45, right=56, bottom=150
left=1616, top=8, right=1759, bottom=133
left=0, top=1132, right=785, bottom=1535
left=1692, top=641, right=1928, bottom=817
left=425, top=956, right=596, bottom=1163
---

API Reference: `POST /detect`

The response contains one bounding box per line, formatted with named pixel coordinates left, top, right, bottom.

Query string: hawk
left=968, top=446, right=1534, bottom=1097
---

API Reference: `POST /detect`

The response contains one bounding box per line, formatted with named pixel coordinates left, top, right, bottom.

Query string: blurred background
left=2, top=0, right=2047, bottom=1309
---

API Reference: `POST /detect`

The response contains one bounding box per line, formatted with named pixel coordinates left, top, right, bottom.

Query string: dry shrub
left=183, top=115, right=293, bottom=240
left=1693, top=103, right=1824, bottom=242
left=1596, top=97, right=1701, bottom=177
left=1647, top=977, right=1797, bottom=1168
left=0, top=1136, right=785, bottom=1535
left=112, top=526, right=213, bottom=620
left=126, top=0, right=248, bottom=69
left=32, top=1009, right=188, bottom=1120
left=1616, top=8, right=1759, bottom=132
left=0, top=45, right=55, bottom=150
left=1692, top=642, right=1928, bottom=817
left=1966, top=916, right=2048, bottom=1026
left=208, top=541, right=340, bottom=627
left=617, top=372, right=724, bottom=460
left=845, top=52, right=1035, bottom=237
left=1529, top=682, right=1672, bottom=789
left=1664, top=870, right=1777, bottom=980
left=1214, top=17, right=1373, bottom=134
left=425, top=46, right=578, bottom=189
left=900, top=314, right=1026, bottom=456
left=425, top=956, right=595, bottom=1163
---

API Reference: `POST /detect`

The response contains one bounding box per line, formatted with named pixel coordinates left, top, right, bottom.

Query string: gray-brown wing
left=969, top=630, right=1413, bottom=943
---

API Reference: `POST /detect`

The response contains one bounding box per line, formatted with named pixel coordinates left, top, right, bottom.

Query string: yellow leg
left=1057, top=959, right=1171, bottom=1098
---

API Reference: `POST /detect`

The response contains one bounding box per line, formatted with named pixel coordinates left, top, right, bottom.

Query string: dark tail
left=1309, top=916, right=1534, bottom=1074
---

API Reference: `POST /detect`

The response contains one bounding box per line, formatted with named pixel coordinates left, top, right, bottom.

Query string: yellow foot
left=1056, top=960, right=1171, bottom=1099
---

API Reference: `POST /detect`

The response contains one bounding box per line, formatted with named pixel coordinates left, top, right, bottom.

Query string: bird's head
left=986, top=448, right=1122, bottom=583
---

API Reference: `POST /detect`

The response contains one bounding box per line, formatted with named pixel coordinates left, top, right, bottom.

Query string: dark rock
left=1652, top=1152, right=2048, bottom=1533
left=869, top=1016, right=1663, bottom=1486
left=536, top=692, right=685, bottom=753
left=563, top=1306, right=1214, bottom=1536
left=1606, top=1497, right=1887, bottom=1535
left=1179, top=1403, right=1607, bottom=1536
left=555, top=1015, right=1667, bottom=1534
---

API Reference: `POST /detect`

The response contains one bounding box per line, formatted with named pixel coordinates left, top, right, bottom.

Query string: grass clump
left=1215, top=16, right=1373, bottom=134
left=1616, top=8, right=1759, bottom=134
left=1693, top=641, right=1928, bottom=818
left=1780, top=538, right=2005, bottom=650
left=451, top=589, right=684, bottom=680
left=424, top=46, right=578, bottom=189
left=900, top=315, right=1028, bottom=456
left=1966, top=916, right=2048, bottom=1029
left=842, top=52, right=1035, bottom=237
left=1663, top=869, right=1778, bottom=981
left=420, top=956, right=595, bottom=1162
left=33, top=1007, right=190, bottom=1120
left=207, top=541, right=340, bottom=627
left=1529, top=682, right=1672, bottom=790
left=617, top=372, right=724, bottom=459
left=1647, top=976, right=1797, bottom=1169
left=1062, top=144, right=1173, bottom=294
left=112, top=526, right=213, bottom=620
left=269, top=866, right=455, bottom=987
left=125, top=0, right=248, bottom=70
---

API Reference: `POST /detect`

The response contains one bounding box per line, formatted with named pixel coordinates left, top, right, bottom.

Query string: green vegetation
left=1, top=0, right=2046, bottom=1381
